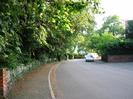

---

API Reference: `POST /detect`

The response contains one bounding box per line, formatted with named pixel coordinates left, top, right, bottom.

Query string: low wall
left=102, top=55, right=133, bottom=62
left=0, top=68, right=8, bottom=99
left=0, top=61, right=41, bottom=98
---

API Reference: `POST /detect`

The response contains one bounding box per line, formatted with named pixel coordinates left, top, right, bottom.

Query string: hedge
left=102, top=40, right=133, bottom=55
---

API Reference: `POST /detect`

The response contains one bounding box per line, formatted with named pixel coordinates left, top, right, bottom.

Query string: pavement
left=56, top=59, right=133, bottom=99
left=7, top=63, right=54, bottom=99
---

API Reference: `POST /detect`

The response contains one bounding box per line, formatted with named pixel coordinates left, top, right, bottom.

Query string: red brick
left=0, top=68, right=9, bottom=98
left=102, top=55, right=133, bottom=62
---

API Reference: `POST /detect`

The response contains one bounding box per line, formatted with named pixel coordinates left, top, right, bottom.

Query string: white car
left=85, top=53, right=98, bottom=62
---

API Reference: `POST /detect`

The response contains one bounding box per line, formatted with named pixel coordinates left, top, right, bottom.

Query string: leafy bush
left=125, top=20, right=133, bottom=39
left=74, top=54, right=84, bottom=59
left=87, top=32, right=118, bottom=54
left=101, top=40, right=133, bottom=55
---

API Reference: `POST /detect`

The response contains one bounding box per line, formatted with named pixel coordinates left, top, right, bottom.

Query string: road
left=56, top=59, right=133, bottom=99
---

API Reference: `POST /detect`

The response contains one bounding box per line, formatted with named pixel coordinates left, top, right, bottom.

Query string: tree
left=42, top=0, right=101, bottom=60
left=0, top=0, right=101, bottom=68
left=86, top=32, right=118, bottom=54
left=98, top=15, right=125, bottom=37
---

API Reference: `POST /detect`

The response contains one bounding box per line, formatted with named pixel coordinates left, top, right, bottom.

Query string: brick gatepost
left=0, top=68, right=8, bottom=99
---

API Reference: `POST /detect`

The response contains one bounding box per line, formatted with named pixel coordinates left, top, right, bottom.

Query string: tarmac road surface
left=56, top=59, right=133, bottom=99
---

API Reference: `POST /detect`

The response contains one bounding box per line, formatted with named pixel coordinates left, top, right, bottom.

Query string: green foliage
left=101, top=40, right=133, bottom=55
left=0, top=0, right=101, bottom=68
left=84, top=15, right=128, bottom=56
left=74, top=53, right=84, bottom=59
left=86, top=32, right=118, bottom=54
left=97, top=15, right=125, bottom=37
left=125, top=20, right=133, bottom=39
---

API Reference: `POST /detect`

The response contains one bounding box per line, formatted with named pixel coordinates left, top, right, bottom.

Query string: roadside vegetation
left=0, top=0, right=102, bottom=68
left=1, top=0, right=133, bottom=69
left=83, top=15, right=133, bottom=56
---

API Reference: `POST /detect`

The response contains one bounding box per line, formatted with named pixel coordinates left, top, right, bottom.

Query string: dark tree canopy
left=125, top=20, right=133, bottom=39
left=0, top=0, right=101, bottom=68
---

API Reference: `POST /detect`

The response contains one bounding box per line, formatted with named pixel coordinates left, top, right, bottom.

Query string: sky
left=95, top=0, right=133, bottom=28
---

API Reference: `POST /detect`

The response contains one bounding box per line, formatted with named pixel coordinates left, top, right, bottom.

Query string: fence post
left=0, top=68, right=8, bottom=99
